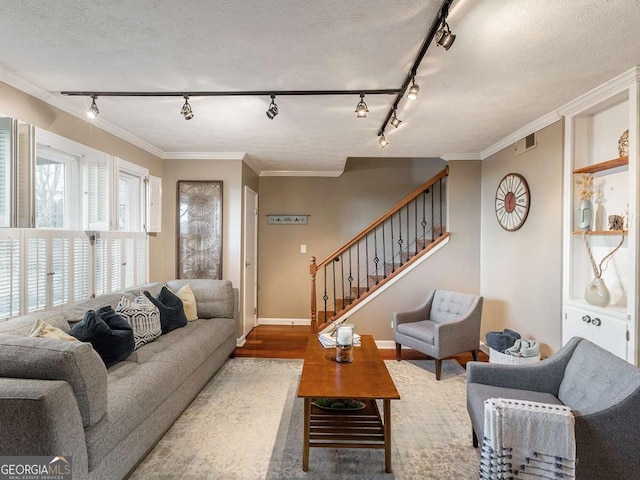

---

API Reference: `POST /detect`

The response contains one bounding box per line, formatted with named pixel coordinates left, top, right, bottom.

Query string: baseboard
left=375, top=340, right=411, bottom=350
left=236, top=337, right=246, bottom=347
left=479, top=341, right=490, bottom=355
left=258, top=318, right=311, bottom=326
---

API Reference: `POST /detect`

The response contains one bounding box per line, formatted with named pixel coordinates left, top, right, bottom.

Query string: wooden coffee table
left=297, top=334, right=400, bottom=473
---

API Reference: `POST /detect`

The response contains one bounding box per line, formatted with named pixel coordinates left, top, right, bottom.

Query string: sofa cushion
left=430, top=290, right=477, bottom=323
left=70, top=307, right=135, bottom=368
left=144, top=287, right=188, bottom=334
left=174, top=283, right=198, bottom=321
left=116, top=295, right=161, bottom=349
left=30, top=319, right=78, bottom=342
left=167, top=279, right=234, bottom=319
left=467, top=383, right=563, bottom=439
left=0, top=311, right=70, bottom=336
left=397, top=320, right=435, bottom=344
left=60, top=294, right=125, bottom=326
left=0, top=335, right=107, bottom=428
left=559, top=341, right=640, bottom=415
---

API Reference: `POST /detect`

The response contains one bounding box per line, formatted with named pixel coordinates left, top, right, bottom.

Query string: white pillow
left=116, top=294, right=161, bottom=349
left=30, top=318, right=78, bottom=342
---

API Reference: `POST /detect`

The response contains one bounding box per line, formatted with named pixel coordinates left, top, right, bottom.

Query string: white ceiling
left=1, top=0, right=640, bottom=173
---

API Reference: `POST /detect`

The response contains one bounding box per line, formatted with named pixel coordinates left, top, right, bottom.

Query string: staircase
left=310, top=166, right=450, bottom=332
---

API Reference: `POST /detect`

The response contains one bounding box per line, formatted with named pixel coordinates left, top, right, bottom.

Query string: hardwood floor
left=234, top=325, right=488, bottom=367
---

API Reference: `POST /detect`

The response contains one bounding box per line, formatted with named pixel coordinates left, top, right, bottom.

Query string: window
left=117, top=159, right=146, bottom=232
left=35, top=150, right=69, bottom=228
left=0, top=117, right=12, bottom=228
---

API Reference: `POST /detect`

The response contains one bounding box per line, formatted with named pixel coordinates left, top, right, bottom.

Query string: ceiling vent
left=515, top=133, right=537, bottom=156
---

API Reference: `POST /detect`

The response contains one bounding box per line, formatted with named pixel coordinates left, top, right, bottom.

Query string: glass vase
left=335, top=324, right=355, bottom=363
left=585, top=277, right=610, bottom=307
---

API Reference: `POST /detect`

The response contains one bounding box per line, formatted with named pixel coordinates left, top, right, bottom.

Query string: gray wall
left=257, top=157, right=446, bottom=320
left=480, top=120, right=564, bottom=356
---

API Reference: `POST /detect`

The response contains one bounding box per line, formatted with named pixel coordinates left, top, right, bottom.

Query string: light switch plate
left=300, top=244, right=307, bottom=253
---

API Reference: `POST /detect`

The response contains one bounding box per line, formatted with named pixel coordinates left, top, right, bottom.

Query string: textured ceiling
left=1, top=0, right=640, bottom=172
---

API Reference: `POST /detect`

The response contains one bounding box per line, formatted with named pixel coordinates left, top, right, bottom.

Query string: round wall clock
left=495, top=173, right=530, bottom=231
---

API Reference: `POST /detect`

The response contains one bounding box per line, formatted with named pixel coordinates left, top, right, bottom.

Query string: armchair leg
left=435, top=359, right=442, bottom=380
left=471, top=349, right=478, bottom=362
left=395, top=342, right=402, bottom=361
left=472, top=428, right=478, bottom=448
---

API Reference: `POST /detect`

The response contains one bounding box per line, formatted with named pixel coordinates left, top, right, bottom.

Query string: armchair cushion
left=397, top=320, right=434, bottom=344
left=430, top=290, right=478, bottom=323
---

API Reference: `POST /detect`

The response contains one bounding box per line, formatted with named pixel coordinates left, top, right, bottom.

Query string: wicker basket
left=489, top=348, right=540, bottom=365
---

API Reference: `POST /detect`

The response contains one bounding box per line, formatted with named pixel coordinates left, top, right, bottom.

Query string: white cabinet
left=561, top=67, right=639, bottom=364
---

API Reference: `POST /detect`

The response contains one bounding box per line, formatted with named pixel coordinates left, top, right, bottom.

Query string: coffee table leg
left=384, top=399, right=392, bottom=473
left=303, top=398, right=311, bottom=471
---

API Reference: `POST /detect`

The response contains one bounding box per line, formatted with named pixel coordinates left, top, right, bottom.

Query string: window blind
left=0, top=231, right=20, bottom=320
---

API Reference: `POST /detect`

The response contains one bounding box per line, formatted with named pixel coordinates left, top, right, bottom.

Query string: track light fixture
left=435, top=21, right=456, bottom=50
left=407, top=77, right=420, bottom=101
left=266, top=95, right=278, bottom=119
left=86, top=95, right=99, bottom=119
left=390, top=108, right=402, bottom=128
left=378, top=133, right=389, bottom=149
left=355, top=93, right=369, bottom=118
left=180, top=95, right=194, bottom=120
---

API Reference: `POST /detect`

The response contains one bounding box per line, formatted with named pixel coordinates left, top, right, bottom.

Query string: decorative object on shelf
left=312, top=398, right=366, bottom=411
left=576, top=174, right=594, bottom=230
left=335, top=323, right=355, bottom=363
left=593, top=178, right=605, bottom=230
left=494, top=173, right=530, bottom=231
left=618, top=129, right=629, bottom=158
left=177, top=181, right=223, bottom=279
left=608, top=214, right=624, bottom=230
left=581, top=230, right=626, bottom=307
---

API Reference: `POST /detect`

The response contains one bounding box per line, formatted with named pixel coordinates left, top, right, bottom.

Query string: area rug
left=129, top=358, right=480, bottom=479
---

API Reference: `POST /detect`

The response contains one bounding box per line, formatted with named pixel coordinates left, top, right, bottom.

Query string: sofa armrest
left=0, top=378, right=88, bottom=478
left=393, top=291, right=435, bottom=328
left=466, top=337, right=584, bottom=396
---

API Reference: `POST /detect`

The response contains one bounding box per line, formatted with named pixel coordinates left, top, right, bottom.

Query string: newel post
left=310, top=256, right=318, bottom=333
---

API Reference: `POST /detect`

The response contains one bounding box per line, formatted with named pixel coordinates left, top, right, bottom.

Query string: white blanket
left=480, top=398, right=576, bottom=479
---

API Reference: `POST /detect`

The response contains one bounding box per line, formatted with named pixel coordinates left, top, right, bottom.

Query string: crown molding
left=440, top=152, right=482, bottom=161
left=162, top=152, right=246, bottom=160
left=260, top=170, right=343, bottom=177
left=558, top=65, right=640, bottom=118
left=242, top=156, right=262, bottom=176
left=480, top=110, right=562, bottom=160
left=0, top=66, right=165, bottom=158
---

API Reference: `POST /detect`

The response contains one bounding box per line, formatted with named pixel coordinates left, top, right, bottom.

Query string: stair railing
left=309, top=166, right=450, bottom=332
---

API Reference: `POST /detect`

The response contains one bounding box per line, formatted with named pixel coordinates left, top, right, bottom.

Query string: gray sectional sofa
left=467, top=337, right=640, bottom=480
left=0, top=279, right=238, bottom=480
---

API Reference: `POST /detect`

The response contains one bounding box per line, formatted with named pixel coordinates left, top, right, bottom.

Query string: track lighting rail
left=60, top=89, right=400, bottom=97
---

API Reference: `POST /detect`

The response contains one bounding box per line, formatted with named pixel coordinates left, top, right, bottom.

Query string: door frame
left=241, top=186, right=258, bottom=344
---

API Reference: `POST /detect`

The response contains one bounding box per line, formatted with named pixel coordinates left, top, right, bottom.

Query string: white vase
left=585, top=277, right=610, bottom=307
left=578, top=200, right=593, bottom=230
left=593, top=202, right=605, bottom=231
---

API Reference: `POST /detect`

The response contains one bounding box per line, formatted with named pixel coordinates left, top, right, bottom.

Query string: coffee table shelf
left=309, top=400, right=385, bottom=447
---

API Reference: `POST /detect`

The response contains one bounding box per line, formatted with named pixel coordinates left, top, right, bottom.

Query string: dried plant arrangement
left=576, top=173, right=594, bottom=201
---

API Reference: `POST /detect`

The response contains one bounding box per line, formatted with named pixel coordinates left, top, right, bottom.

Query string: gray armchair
left=393, top=289, right=483, bottom=380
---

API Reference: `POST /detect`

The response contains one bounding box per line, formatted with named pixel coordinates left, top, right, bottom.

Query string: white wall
left=480, top=120, right=564, bottom=356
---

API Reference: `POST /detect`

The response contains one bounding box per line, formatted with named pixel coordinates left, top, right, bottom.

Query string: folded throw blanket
left=486, top=329, right=521, bottom=353
left=505, top=338, right=540, bottom=358
left=480, top=398, right=575, bottom=479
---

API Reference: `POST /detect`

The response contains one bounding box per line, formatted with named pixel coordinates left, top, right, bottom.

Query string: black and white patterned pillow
left=116, top=294, right=161, bottom=350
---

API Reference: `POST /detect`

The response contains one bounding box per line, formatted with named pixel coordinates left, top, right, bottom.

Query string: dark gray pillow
left=144, top=286, right=188, bottom=334
left=70, top=306, right=135, bottom=367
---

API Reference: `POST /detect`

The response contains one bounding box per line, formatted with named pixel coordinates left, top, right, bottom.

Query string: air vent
left=515, top=133, right=538, bottom=156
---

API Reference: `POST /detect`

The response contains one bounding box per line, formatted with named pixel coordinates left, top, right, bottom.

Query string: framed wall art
left=177, top=180, right=223, bottom=279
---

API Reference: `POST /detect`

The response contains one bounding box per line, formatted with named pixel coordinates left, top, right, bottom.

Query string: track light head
left=390, top=108, right=402, bottom=128
left=355, top=93, right=369, bottom=118
left=379, top=133, right=389, bottom=149
left=407, top=78, right=419, bottom=101
left=86, top=96, right=99, bottom=119
left=435, top=21, right=456, bottom=50
left=266, top=95, right=278, bottom=119
left=180, top=96, right=194, bottom=120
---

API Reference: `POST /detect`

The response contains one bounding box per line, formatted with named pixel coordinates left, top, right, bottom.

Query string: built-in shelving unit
left=561, top=66, right=638, bottom=365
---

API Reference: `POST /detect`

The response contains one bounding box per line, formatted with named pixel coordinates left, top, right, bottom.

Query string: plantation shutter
left=123, top=237, right=135, bottom=288
left=146, top=175, right=162, bottom=232
left=86, top=155, right=110, bottom=231
left=17, top=124, right=34, bottom=228
left=110, top=237, right=121, bottom=292
left=135, top=235, right=147, bottom=286
left=25, top=231, right=48, bottom=312
left=0, top=230, right=21, bottom=320
left=95, top=237, right=108, bottom=296
left=73, top=234, right=90, bottom=301
left=0, top=117, right=12, bottom=227
left=51, top=234, right=70, bottom=307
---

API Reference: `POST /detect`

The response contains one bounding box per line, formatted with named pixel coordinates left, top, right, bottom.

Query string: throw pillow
left=116, top=294, right=162, bottom=349
left=30, top=318, right=79, bottom=342
left=174, top=283, right=198, bottom=321
left=144, top=286, right=188, bottom=334
left=70, top=306, right=135, bottom=367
